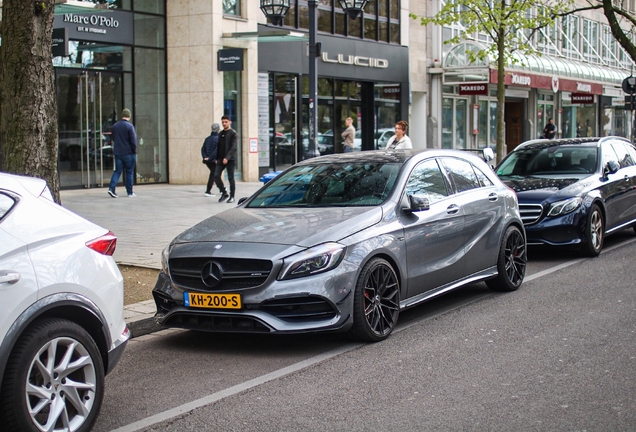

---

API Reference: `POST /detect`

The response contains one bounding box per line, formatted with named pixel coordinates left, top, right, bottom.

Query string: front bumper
left=524, top=207, right=587, bottom=246
left=152, top=265, right=357, bottom=334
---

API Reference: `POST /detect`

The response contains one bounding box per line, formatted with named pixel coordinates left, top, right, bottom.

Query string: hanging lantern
left=260, top=0, right=291, bottom=27
left=338, top=0, right=369, bottom=20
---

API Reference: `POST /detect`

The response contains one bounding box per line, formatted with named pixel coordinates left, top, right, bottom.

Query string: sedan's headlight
left=278, top=242, right=346, bottom=280
left=547, top=197, right=582, bottom=217
left=161, top=245, right=171, bottom=273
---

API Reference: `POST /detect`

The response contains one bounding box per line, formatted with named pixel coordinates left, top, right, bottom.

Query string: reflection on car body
left=153, top=149, right=526, bottom=342
left=496, top=137, right=636, bottom=256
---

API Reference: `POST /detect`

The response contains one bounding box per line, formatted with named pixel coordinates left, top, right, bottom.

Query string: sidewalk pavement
left=61, top=181, right=265, bottom=337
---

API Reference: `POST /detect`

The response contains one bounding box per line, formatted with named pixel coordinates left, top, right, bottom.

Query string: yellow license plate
left=184, top=292, right=241, bottom=309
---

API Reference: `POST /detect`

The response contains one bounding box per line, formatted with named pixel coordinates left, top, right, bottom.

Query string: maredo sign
left=489, top=70, right=602, bottom=94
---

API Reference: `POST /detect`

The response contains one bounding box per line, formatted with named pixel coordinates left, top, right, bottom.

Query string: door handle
left=447, top=204, right=460, bottom=215
left=0, top=272, right=20, bottom=284
left=488, top=192, right=498, bottom=201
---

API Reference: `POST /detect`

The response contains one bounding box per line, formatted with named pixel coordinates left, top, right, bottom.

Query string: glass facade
left=284, top=0, right=401, bottom=44
left=53, top=1, right=167, bottom=189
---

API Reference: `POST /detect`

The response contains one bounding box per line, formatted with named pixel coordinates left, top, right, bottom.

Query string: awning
left=222, top=25, right=307, bottom=43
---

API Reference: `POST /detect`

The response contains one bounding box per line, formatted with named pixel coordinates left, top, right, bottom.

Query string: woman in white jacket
left=386, top=120, right=412, bottom=150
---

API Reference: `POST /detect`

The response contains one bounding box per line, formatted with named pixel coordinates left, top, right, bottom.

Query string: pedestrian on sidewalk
left=215, top=115, right=238, bottom=203
left=108, top=108, right=137, bottom=198
left=202, top=123, right=219, bottom=197
left=342, top=117, right=355, bottom=153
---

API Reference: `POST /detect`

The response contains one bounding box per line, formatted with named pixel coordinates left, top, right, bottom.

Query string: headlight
left=161, top=245, right=171, bottom=273
left=547, top=197, right=582, bottom=217
left=278, top=242, right=346, bottom=280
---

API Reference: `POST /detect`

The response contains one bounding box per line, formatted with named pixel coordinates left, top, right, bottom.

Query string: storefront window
left=537, top=93, right=555, bottom=139
left=134, top=0, right=163, bottom=14
left=455, top=99, right=467, bottom=149
left=442, top=98, right=453, bottom=149
left=134, top=47, right=167, bottom=184
left=224, top=70, right=243, bottom=177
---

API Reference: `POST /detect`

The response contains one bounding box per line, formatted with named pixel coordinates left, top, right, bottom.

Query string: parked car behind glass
left=153, top=149, right=526, bottom=342
left=0, top=173, right=129, bottom=431
left=495, top=137, right=636, bottom=256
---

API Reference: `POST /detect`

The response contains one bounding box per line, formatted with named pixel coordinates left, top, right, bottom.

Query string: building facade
left=417, top=0, right=636, bottom=157
left=8, top=0, right=633, bottom=189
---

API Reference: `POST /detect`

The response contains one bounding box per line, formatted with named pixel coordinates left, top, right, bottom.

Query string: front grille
left=169, top=257, right=272, bottom=291
left=162, top=312, right=272, bottom=333
left=519, top=203, right=543, bottom=225
left=259, top=296, right=338, bottom=322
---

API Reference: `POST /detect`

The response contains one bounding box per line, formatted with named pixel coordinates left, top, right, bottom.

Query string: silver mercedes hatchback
left=153, top=149, right=526, bottom=342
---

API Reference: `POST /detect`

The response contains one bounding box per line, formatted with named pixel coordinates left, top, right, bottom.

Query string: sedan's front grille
left=169, top=257, right=272, bottom=291
left=519, top=203, right=544, bottom=225
left=259, top=296, right=338, bottom=322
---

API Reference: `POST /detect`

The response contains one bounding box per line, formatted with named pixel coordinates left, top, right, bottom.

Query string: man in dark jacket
left=215, top=115, right=238, bottom=203
left=108, top=108, right=137, bottom=198
left=202, top=123, right=220, bottom=196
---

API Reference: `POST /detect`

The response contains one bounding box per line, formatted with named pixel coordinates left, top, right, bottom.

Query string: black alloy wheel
left=486, top=225, right=527, bottom=292
left=350, top=257, right=400, bottom=342
left=582, top=204, right=603, bottom=257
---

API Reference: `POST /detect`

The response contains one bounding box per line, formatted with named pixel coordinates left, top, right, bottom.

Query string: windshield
left=248, top=162, right=401, bottom=208
left=497, top=145, right=598, bottom=176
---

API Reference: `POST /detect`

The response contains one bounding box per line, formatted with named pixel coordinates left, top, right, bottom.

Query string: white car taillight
left=86, top=231, right=117, bottom=256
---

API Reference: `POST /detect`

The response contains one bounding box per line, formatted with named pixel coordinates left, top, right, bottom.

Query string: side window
left=610, top=142, right=635, bottom=168
left=441, top=158, right=481, bottom=192
left=0, top=193, right=17, bottom=222
left=601, top=142, right=620, bottom=167
left=405, top=159, right=449, bottom=204
left=473, top=165, right=494, bottom=187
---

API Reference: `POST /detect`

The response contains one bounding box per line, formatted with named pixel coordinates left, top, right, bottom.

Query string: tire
left=486, top=225, right=527, bottom=292
left=582, top=204, right=603, bottom=257
left=349, top=257, right=400, bottom=342
left=0, top=318, right=104, bottom=432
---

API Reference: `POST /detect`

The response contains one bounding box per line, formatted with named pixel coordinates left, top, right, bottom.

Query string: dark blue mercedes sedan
left=496, top=137, right=636, bottom=256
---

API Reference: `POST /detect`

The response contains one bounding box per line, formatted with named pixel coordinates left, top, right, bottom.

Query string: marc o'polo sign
left=54, top=10, right=133, bottom=45
left=218, top=49, right=244, bottom=71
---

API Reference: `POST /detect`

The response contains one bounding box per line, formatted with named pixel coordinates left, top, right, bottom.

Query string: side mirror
left=237, top=197, right=248, bottom=205
left=482, top=147, right=494, bottom=163
left=404, top=194, right=430, bottom=212
left=604, top=160, right=620, bottom=176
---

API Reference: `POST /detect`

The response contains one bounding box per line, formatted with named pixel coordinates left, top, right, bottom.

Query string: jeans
left=109, top=154, right=136, bottom=195
left=214, top=159, right=235, bottom=197
left=205, top=160, right=216, bottom=193
left=344, top=145, right=354, bottom=153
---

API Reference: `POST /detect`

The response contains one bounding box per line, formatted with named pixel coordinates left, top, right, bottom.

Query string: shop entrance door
left=57, top=70, right=123, bottom=188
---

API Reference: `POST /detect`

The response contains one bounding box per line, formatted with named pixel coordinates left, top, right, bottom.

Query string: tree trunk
left=0, top=0, right=60, bottom=204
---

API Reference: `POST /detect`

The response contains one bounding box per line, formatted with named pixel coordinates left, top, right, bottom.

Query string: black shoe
left=108, top=189, right=118, bottom=198
left=218, top=192, right=229, bottom=202
left=227, top=196, right=235, bottom=204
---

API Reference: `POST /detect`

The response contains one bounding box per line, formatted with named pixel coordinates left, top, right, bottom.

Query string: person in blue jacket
left=108, top=108, right=137, bottom=198
left=202, top=123, right=220, bottom=196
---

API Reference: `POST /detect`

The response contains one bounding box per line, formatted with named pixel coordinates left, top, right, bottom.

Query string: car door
left=0, top=192, right=39, bottom=340
left=609, top=141, right=636, bottom=227
left=399, top=158, right=466, bottom=298
left=600, top=141, right=633, bottom=229
left=440, top=157, right=503, bottom=276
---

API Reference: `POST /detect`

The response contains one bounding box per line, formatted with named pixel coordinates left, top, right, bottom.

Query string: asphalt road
left=95, top=232, right=636, bottom=431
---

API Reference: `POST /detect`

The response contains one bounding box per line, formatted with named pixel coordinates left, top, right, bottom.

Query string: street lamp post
left=261, top=0, right=368, bottom=159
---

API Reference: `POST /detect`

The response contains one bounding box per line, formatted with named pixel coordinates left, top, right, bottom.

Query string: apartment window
left=223, top=0, right=241, bottom=16
left=583, top=19, right=600, bottom=63
left=561, top=15, right=579, bottom=59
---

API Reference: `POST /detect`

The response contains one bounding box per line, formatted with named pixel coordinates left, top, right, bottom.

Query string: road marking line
left=111, top=342, right=363, bottom=432
left=113, top=236, right=636, bottom=431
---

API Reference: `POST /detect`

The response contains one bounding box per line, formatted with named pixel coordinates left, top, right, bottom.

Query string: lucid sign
left=321, top=52, right=388, bottom=68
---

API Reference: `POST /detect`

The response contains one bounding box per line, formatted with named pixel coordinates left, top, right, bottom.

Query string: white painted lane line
left=113, top=236, right=636, bottom=432
left=111, top=342, right=363, bottom=432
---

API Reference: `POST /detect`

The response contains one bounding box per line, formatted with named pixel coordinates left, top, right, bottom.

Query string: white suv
left=0, top=173, right=129, bottom=431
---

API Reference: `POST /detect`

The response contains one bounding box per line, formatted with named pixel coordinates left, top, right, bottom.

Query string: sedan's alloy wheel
left=584, top=205, right=604, bottom=257
left=486, top=225, right=526, bottom=292
left=350, top=258, right=400, bottom=342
